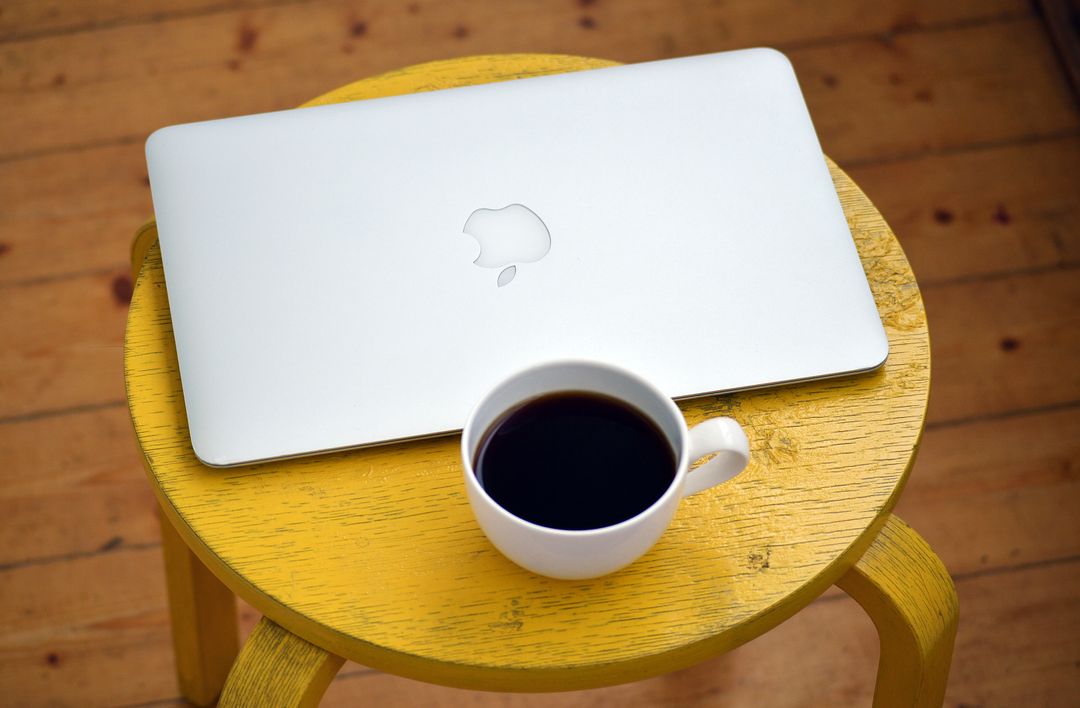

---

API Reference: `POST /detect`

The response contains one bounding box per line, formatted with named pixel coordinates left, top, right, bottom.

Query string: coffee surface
left=474, top=392, right=676, bottom=530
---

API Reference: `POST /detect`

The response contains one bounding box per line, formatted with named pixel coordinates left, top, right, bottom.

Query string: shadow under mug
left=461, top=360, right=751, bottom=579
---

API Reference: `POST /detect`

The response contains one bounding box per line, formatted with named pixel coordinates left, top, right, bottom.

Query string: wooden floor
left=1, top=1, right=1078, bottom=705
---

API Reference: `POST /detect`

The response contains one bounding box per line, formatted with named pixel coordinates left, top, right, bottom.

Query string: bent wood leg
left=837, top=515, right=959, bottom=708
left=219, top=617, right=345, bottom=708
left=137, top=219, right=238, bottom=703
left=130, top=220, right=158, bottom=281
left=159, top=508, right=239, bottom=705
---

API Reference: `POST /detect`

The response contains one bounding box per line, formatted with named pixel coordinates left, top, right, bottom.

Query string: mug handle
left=682, top=417, right=751, bottom=496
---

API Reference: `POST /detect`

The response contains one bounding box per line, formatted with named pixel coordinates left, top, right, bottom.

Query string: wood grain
left=1, top=1, right=1076, bottom=704
left=0, top=141, right=153, bottom=286
left=923, top=267, right=1080, bottom=424
left=1, top=9, right=1072, bottom=291
left=219, top=616, right=344, bottom=708
left=7, top=254, right=1074, bottom=434
left=0, top=406, right=151, bottom=567
left=794, top=18, right=1079, bottom=164
left=4, top=128, right=1074, bottom=298
left=318, top=560, right=1078, bottom=707
left=0, top=542, right=264, bottom=706
left=159, top=510, right=239, bottom=706
left=897, top=406, right=1080, bottom=575
left=847, top=135, right=1080, bottom=286
left=837, top=516, right=958, bottom=707
left=3, top=544, right=1074, bottom=706
left=2, top=10, right=1070, bottom=163
left=3, top=379, right=1064, bottom=704
left=0, top=0, right=1027, bottom=44
left=3, top=24, right=1076, bottom=424
left=4, top=402, right=1077, bottom=578
left=0, top=270, right=128, bottom=420
left=0, top=546, right=176, bottom=707
left=0, top=0, right=293, bottom=41
left=124, top=56, right=930, bottom=690
left=1038, top=0, right=1080, bottom=96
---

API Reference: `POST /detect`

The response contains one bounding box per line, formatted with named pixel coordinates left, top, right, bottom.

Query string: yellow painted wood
left=138, top=217, right=239, bottom=705
left=126, top=55, right=933, bottom=691
left=158, top=507, right=240, bottom=705
left=838, top=515, right=959, bottom=707
left=130, top=219, right=160, bottom=281
left=218, top=617, right=345, bottom=708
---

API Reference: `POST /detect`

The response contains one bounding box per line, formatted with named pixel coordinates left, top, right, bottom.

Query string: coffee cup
left=461, top=360, right=751, bottom=579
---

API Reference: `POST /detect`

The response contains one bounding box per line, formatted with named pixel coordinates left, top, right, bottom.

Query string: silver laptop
left=146, top=48, right=888, bottom=467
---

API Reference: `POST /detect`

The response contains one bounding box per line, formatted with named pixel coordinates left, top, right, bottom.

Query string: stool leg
left=159, top=507, right=239, bottom=705
left=837, top=514, right=958, bottom=708
left=219, top=617, right=345, bottom=708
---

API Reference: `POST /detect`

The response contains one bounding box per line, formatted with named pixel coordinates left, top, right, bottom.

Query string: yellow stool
left=125, top=55, right=957, bottom=707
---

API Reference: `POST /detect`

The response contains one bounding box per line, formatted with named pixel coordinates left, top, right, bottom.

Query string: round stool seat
left=125, top=54, right=929, bottom=691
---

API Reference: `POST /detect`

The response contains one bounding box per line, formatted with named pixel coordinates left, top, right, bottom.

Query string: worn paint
left=838, top=516, right=958, bottom=707
left=127, top=55, right=946, bottom=699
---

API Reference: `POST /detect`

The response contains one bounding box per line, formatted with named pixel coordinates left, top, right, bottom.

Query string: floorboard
left=1, top=1, right=1077, bottom=705
left=1, top=7, right=1070, bottom=163
left=847, top=135, right=1080, bottom=286
left=923, top=267, right=1080, bottom=424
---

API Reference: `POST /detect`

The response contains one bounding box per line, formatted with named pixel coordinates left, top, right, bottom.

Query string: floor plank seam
left=0, top=134, right=143, bottom=166
left=2, top=164, right=1076, bottom=302
left=0, top=540, right=161, bottom=573
left=0, top=265, right=125, bottom=291
left=2, top=5, right=1074, bottom=706
left=0, top=0, right=306, bottom=45
left=946, top=552, right=1080, bottom=583
left=0, top=400, right=128, bottom=426
left=925, top=400, right=1080, bottom=431
left=6, top=534, right=1079, bottom=582
left=840, top=128, right=1080, bottom=170
left=776, top=9, right=1035, bottom=53
left=919, top=262, right=1080, bottom=289
left=0, top=3, right=1032, bottom=48
left=814, top=552, right=1080, bottom=610
left=0, top=11, right=1062, bottom=166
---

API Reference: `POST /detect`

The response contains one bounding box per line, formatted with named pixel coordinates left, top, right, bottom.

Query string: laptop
left=146, top=48, right=888, bottom=467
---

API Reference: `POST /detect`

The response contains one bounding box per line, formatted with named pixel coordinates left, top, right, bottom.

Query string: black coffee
left=473, top=392, right=677, bottom=530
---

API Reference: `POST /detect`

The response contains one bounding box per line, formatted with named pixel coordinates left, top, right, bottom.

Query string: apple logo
left=463, top=204, right=551, bottom=287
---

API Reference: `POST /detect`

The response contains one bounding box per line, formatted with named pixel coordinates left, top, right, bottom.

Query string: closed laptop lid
left=146, top=49, right=888, bottom=467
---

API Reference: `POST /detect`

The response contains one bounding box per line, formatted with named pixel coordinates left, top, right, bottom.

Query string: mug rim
left=461, top=359, right=690, bottom=538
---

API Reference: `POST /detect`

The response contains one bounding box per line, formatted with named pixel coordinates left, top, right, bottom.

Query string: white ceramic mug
left=461, top=360, right=751, bottom=579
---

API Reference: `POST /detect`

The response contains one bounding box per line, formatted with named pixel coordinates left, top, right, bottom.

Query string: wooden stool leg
left=130, top=220, right=158, bottom=280
left=159, top=507, right=239, bottom=705
left=837, top=515, right=958, bottom=708
left=219, top=617, right=345, bottom=708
